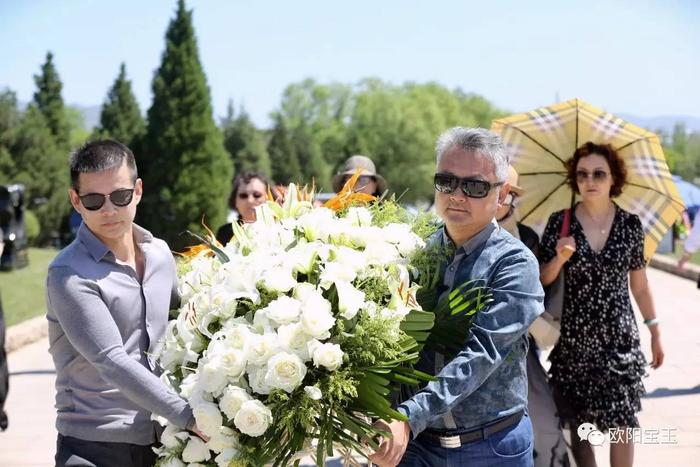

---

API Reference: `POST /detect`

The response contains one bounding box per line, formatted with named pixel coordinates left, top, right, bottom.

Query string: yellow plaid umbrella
left=491, top=98, right=685, bottom=260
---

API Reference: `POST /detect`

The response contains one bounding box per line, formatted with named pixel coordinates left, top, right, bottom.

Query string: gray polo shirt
left=46, top=223, right=193, bottom=445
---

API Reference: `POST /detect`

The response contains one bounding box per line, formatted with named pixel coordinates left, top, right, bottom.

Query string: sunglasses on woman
left=78, top=188, right=135, bottom=211
left=238, top=191, right=265, bottom=200
left=434, top=173, right=504, bottom=198
left=576, top=169, right=609, bottom=183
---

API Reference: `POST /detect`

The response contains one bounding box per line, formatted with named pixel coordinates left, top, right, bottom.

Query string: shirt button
left=449, top=266, right=455, bottom=271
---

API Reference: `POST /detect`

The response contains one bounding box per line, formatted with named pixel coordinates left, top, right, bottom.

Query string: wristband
left=644, top=318, right=660, bottom=327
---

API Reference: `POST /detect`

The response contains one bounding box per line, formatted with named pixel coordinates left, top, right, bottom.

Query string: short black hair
left=70, top=139, right=138, bottom=191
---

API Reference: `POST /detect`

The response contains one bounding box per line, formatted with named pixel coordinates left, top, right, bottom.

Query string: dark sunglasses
left=434, top=173, right=504, bottom=198
left=238, top=191, right=265, bottom=200
left=79, top=188, right=135, bottom=211
left=576, top=170, right=609, bottom=183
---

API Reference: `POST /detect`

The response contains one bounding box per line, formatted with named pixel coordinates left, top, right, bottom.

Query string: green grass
left=1, top=247, right=58, bottom=327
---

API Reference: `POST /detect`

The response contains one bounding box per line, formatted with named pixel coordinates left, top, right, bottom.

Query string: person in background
left=539, top=142, right=664, bottom=467
left=216, top=171, right=272, bottom=245
left=332, top=155, right=387, bottom=196
left=370, top=128, right=543, bottom=467
left=46, top=140, right=202, bottom=467
left=678, top=213, right=700, bottom=289
left=496, top=167, right=570, bottom=467
left=0, top=227, right=8, bottom=431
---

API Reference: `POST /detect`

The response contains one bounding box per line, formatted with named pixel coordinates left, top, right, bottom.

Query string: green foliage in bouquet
left=156, top=191, right=492, bottom=466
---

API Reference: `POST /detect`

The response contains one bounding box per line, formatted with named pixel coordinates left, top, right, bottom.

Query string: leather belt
left=418, top=410, right=524, bottom=449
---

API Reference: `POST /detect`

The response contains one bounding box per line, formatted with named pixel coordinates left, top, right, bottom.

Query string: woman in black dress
left=216, top=171, right=272, bottom=245
left=539, top=142, right=664, bottom=467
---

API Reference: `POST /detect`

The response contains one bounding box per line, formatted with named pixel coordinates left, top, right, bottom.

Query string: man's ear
left=68, top=188, right=81, bottom=212
left=133, top=178, right=143, bottom=204
left=498, top=182, right=511, bottom=205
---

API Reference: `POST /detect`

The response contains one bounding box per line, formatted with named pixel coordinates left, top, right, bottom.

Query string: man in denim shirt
left=371, top=128, right=544, bottom=467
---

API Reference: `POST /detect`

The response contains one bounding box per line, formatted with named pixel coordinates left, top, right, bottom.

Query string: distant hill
left=617, top=113, right=700, bottom=134
left=16, top=100, right=700, bottom=134
left=75, top=104, right=101, bottom=130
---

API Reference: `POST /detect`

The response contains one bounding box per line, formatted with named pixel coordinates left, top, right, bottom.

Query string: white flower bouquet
left=154, top=178, right=490, bottom=466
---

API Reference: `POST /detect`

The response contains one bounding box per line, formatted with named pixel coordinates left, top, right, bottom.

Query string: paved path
left=1, top=267, right=698, bottom=466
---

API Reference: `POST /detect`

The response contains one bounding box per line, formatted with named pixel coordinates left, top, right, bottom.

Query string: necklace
left=584, top=204, right=614, bottom=235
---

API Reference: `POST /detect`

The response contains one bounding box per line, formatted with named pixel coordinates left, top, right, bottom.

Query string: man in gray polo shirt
left=46, top=140, right=199, bottom=466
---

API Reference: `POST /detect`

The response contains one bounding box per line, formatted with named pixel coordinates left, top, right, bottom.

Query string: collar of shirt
left=442, top=218, right=499, bottom=257
left=78, top=222, right=154, bottom=263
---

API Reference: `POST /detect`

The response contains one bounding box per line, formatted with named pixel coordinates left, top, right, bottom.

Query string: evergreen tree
left=268, top=116, right=303, bottom=185
left=94, top=63, right=145, bottom=147
left=0, top=90, right=20, bottom=180
left=139, top=0, right=232, bottom=249
left=221, top=100, right=271, bottom=177
left=33, top=52, right=70, bottom=149
left=9, top=105, right=68, bottom=243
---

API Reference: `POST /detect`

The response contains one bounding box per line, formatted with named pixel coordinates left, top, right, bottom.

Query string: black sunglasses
left=79, top=188, right=135, bottom=211
left=238, top=191, right=265, bottom=200
left=434, top=173, right=504, bottom=198
left=576, top=169, right=609, bottom=183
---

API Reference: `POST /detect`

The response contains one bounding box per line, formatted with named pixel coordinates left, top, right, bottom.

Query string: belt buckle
left=438, top=434, right=462, bottom=449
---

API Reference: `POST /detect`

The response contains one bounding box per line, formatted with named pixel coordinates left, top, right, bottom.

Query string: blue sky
left=1, top=0, right=698, bottom=128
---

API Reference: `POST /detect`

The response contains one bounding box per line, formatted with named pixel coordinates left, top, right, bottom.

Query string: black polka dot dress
left=540, top=203, right=647, bottom=430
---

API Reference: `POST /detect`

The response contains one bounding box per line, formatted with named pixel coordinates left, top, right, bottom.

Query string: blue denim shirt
left=398, top=220, right=544, bottom=436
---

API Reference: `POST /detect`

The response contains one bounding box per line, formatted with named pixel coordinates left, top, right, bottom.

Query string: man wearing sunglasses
left=46, top=140, right=201, bottom=466
left=371, top=128, right=544, bottom=467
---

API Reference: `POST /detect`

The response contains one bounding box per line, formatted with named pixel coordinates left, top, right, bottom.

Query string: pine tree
left=9, top=105, right=68, bottom=243
left=94, top=63, right=145, bottom=147
left=0, top=90, right=20, bottom=183
left=268, top=117, right=303, bottom=185
left=33, top=52, right=70, bottom=149
left=139, top=0, right=232, bottom=249
left=222, top=100, right=271, bottom=177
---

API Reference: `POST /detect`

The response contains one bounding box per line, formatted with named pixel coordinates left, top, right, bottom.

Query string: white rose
left=198, top=359, right=229, bottom=395
left=206, top=339, right=248, bottom=380
left=299, top=293, right=335, bottom=339
left=206, top=426, right=238, bottom=453
left=264, top=296, right=302, bottom=326
left=277, top=323, right=313, bottom=360
left=265, top=352, right=308, bottom=393
left=335, top=281, right=365, bottom=320
left=215, top=447, right=241, bottom=467
left=247, top=332, right=279, bottom=366
left=219, top=386, right=252, bottom=420
left=179, top=373, right=199, bottom=400
left=319, top=261, right=357, bottom=289
left=311, top=342, right=345, bottom=371
left=247, top=365, right=273, bottom=395
left=363, top=240, right=400, bottom=264
left=182, top=436, right=211, bottom=463
left=161, top=423, right=188, bottom=449
left=260, top=265, right=297, bottom=293
left=192, top=402, right=223, bottom=438
left=304, top=385, right=322, bottom=401
left=233, top=400, right=273, bottom=437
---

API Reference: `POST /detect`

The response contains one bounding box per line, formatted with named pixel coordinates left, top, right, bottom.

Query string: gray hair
left=435, top=127, right=510, bottom=182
